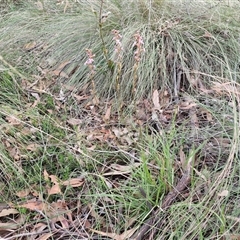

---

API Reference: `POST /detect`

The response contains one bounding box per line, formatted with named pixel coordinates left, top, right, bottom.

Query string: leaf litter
left=0, top=54, right=236, bottom=239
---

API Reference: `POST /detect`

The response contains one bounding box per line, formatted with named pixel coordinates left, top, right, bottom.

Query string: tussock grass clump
left=0, top=0, right=240, bottom=101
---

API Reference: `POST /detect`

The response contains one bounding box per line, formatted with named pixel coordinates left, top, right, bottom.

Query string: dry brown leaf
left=0, top=208, right=19, bottom=217
left=203, top=31, right=213, bottom=38
left=212, top=138, right=231, bottom=148
left=136, top=109, right=148, bottom=121
left=21, top=127, right=37, bottom=135
left=159, top=90, right=170, bottom=107
left=43, top=169, right=49, bottom=181
left=14, top=214, right=26, bottom=228
left=179, top=102, right=197, bottom=110
left=20, top=199, right=46, bottom=211
left=111, top=163, right=141, bottom=172
left=73, top=94, right=89, bottom=102
left=26, top=143, right=40, bottom=152
left=112, top=128, right=121, bottom=138
left=5, top=116, right=21, bottom=126
left=211, top=81, right=240, bottom=97
left=103, top=105, right=111, bottom=121
left=83, top=219, right=91, bottom=228
left=24, top=41, right=37, bottom=51
left=206, top=111, right=213, bottom=122
left=0, top=222, right=19, bottom=230
left=51, top=214, right=69, bottom=229
left=20, top=199, right=72, bottom=234
left=53, top=61, right=71, bottom=77
left=16, top=189, right=31, bottom=198
left=218, top=190, right=229, bottom=197
left=30, top=92, right=40, bottom=101
left=152, top=89, right=161, bottom=110
left=48, top=184, right=62, bottom=196
left=92, top=96, right=100, bottom=105
left=90, top=227, right=137, bottom=240
left=46, top=175, right=62, bottom=195
left=8, top=147, right=21, bottom=161
left=112, top=127, right=129, bottom=138
left=67, top=118, right=82, bottom=126
left=2, top=139, right=11, bottom=148
left=50, top=201, right=71, bottom=229
left=103, top=163, right=141, bottom=176
left=49, top=175, right=59, bottom=185
left=62, top=178, right=84, bottom=187
left=31, top=223, right=47, bottom=234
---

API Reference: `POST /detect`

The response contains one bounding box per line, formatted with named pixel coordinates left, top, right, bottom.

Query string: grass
left=1, top=0, right=240, bottom=239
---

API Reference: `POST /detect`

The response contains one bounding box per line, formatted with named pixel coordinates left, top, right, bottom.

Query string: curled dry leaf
left=0, top=208, right=19, bottom=217
left=62, top=178, right=85, bottom=187
left=43, top=170, right=84, bottom=195
left=47, top=175, right=62, bottom=195
left=48, top=184, right=62, bottom=196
